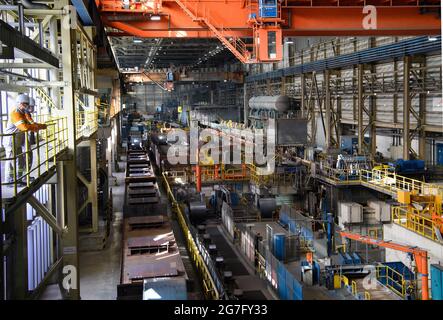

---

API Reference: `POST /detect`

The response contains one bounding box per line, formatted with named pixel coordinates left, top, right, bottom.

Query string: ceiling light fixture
left=133, top=38, right=143, bottom=43
left=151, top=15, right=161, bottom=21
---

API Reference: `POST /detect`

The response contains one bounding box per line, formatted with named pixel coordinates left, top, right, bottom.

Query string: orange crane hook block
left=339, top=231, right=429, bottom=300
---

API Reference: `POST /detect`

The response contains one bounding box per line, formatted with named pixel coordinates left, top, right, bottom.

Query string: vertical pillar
left=281, top=76, right=286, bottom=95
left=310, top=73, right=316, bottom=145
left=243, top=83, right=248, bottom=126
left=370, top=95, right=377, bottom=156
left=418, top=92, right=426, bottom=160
left=357, top=64, right=364, bottom=154
left=301, top=73, right=305, bottom=116
left=370, top=65, right=377, bottom=157
left=49, top=17, right=60, bottom=108
left=403, top=56, right=411, bottom=160
left=60, top=0, right=80, bottom=299
left=11, top=205, right=27, bottom=299
left=418, top=61, right=427, bottom=160
left=324, top=70, right=331, bottom=150
left=90, top=139, right=98, bottom=233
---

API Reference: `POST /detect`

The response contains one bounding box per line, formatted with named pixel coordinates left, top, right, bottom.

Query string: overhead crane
left=339, top=231, right=430, bottom=300
left=96, top=0, right=441, bottom=63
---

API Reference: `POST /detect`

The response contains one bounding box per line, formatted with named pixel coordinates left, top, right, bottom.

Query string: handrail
left=1, top=115, right=68, bottom=198
left=76, top=110, right=99, bottom=139
left=162, top=172, right=221, bottom=300
left=360, top=168, right=443, bottom=197
left=376, top=264, right=414, bottom=299
left=392, top=205, right=441, bottom=243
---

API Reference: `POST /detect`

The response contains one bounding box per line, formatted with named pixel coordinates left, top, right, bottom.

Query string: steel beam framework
left=0, top=2, right=103, bottom=300
left=245, top=36, right=442, bottom=160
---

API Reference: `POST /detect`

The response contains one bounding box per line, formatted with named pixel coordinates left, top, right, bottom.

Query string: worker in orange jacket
left=3, top=94, right=47, bottom=185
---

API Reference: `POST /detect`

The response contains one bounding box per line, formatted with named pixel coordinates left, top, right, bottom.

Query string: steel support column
left=357, top=64, right=364, bottom=154
left=403, top=56, right=411, bottom=160
left=90, top=139, right=99, bottom=233
left=59, top=0, right=80, bottom=299
left=324, top=70, right=331, bottom=150
left=418, top=61, right=427, bottom=160
left=10, top=205, right=27, bottom=299
left=243, top=83, right=248, bottom=126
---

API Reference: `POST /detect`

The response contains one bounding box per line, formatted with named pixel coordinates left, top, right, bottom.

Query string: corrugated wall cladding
left=123, top=84, right=177, bottom=113
left=244, top=36, right=441, bottom=162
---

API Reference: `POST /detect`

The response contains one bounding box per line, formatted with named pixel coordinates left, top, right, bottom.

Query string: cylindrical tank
left=189, top=201, right=207, bottom=221
left=249, top=95, right=290, bottom=112
left=273, top=233, right=286, bottom=261
left=258, top=197, right=277, bottom=219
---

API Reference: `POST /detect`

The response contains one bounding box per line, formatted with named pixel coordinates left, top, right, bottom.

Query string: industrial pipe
left=21, top=0, right=50, bottom=9
left=416, top=251, right=429, bottom=301
left=195, top=165, right=201, bottom=192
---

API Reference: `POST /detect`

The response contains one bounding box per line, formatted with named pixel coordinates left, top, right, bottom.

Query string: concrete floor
left=40, top=160, right=126, bottom=300
left=77, top=162, right=126, bottom=300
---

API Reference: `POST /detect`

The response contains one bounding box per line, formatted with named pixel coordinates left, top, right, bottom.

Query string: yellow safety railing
left=376, top=264, right=414, bottom=299
left=341, top=275, right=349, bottom=287
left=364, top=291, right=371, bottom=300
left=197, top=164, right=250, bottom=183
left=360, top=169, right=443, bottom=197
left=392, top=205, right=441, bottom=242
left=162, top=172, right=220, bottom=300
left=1, top=115, right=68, bottom=197
left=248, top=163, right=299, bottom=186
left=317, top=164, right=361, bottom=184
left=76, top=110, right=98, bottom=140
left=351, top=280, right=358, bottom=296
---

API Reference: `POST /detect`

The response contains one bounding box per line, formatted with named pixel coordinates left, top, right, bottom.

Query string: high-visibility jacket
left=4, top=107, right=46, bottom=135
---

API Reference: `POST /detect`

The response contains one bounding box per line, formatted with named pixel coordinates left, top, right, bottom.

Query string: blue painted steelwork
left=312, top=261, right=321, bottom=285
left=279, top=211, right=314, bottom=241
left=338, top=252, right=353, bottom=265
left=431, top=264, right=443, bottom=300
left=327, top=213, right=333, bottom=257
left=246, top=36, right=442, bottom=82
left=436, top=143, right=443, bottom=165
left=351, top=252, right=362, bottom=264
left=273, top=233, right=286, bottom=261
left=277, top=263, right=303, bottom=300
left=259, top=0, right=278, bottom=18
left=390, top=159, right=425, bottom=174
left=377, top=261, right=415, bottom=297
left=71, top=0, right=94, bottom=26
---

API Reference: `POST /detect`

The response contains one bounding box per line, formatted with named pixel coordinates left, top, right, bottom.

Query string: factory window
left=267, top=31, right=277, bottom=59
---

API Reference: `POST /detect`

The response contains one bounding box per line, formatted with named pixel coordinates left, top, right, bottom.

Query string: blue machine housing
left=391, top=159, right=425, bottom=174
left=377, top=261, right=415, bottom=297
left=431, top=264, right=443, bottom=300
left=273, top=233, right=286, bottom=261
left=259, top=0, right=278, bottom=18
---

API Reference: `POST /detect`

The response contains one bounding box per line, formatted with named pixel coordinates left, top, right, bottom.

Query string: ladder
left=35, top=87, right=57, bottom=109
left=174, top=0, right=254, bottom=64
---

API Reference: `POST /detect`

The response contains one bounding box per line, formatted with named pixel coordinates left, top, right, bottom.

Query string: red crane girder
left=97, top=0, right=441, bottom=37
left=340, top=231, right=429, bottom=300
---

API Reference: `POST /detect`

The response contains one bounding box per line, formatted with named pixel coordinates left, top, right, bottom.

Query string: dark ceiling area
left=107, top=36, right=238, bottom=70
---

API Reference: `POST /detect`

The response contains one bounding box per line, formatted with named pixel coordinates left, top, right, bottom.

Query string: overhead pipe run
left=21, top=0, right=50, bottom=9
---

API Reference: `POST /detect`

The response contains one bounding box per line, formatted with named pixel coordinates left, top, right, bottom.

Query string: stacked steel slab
left=118, top=148, right=188, bottom=300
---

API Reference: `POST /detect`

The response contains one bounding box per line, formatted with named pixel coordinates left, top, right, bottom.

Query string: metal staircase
left=174, top=0, right=253, bottom=64
left=35, top=87, right=57, bottom=109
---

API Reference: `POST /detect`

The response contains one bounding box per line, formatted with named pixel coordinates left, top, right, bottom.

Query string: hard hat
left=16, top=94, right=30, bottom=105
left=29, top=97, right=36, bottom=107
